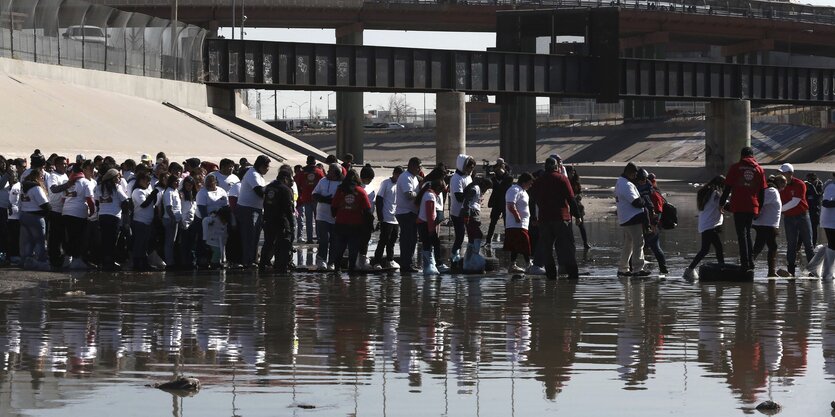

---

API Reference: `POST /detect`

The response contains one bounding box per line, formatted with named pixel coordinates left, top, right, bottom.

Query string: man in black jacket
left=485, top=160, right=513, bottom=246
left=260, top=165, right=296, bottom=272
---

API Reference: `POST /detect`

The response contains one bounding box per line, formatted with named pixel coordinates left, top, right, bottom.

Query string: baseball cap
left=779, top=163, right=794, bottom=173
left=140, top=154, right=152, bottom=163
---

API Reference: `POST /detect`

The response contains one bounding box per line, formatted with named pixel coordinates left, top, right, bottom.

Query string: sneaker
left=437, top=264, right=450, bottom=274
left=508, top=264, right=525, bottom=273
left=776, top=269, right=793, bottom=278
left=617, top=270, right=632, bottom=277
left=659, top=265, right=669, bottom=275
left=68, top=258, right=89, bottom=271
left=632, top=270, right=651, bottom=277
left=386, top=260, right=400, bottom=270
left=683, top=267, right=698, bottom=281
left=62, top=256, right=73, bottom=269
left=315, top=258, right=328, bottom=270
left=526, top=265, right=547, bottom=275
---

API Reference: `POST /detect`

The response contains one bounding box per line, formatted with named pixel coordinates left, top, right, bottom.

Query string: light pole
left=320, top=92, right=335, bottom=120
left=292, top=101, right=308, bottom=119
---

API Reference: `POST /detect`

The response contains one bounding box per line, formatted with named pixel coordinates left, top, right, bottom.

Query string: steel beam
left=205, top=39, right=601, bottom=98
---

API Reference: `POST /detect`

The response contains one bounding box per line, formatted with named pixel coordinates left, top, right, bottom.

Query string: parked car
left=63, top=26, right=108, bottom=44
left=385, top=122, right=405, bottom=129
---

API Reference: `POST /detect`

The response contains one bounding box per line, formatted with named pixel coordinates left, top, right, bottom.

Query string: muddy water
left=1, top=191, right=834, bottom=417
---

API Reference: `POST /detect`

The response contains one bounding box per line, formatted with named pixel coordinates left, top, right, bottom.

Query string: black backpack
left=660, top=197, right=678, bottom=230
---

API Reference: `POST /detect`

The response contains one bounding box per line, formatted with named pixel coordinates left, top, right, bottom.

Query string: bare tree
left=386, top=94, right=415, bottom=123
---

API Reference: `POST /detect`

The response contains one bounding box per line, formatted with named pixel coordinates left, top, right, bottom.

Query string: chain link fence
left=0, top=0, right=207, bottom=82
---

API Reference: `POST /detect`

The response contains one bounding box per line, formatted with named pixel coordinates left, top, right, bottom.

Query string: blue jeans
left=396, top=212, right=418, bottom=268
left=316, top=220, right=335, bottom=263
left=19, top=211, right=47, bottom=262
left=301, top=202, right=316, bottom=241
left=785, top=212, right=814, bottom=272
left=332, top=223, right=363, bottom=271
left=237, top=205, right=263, bottom=266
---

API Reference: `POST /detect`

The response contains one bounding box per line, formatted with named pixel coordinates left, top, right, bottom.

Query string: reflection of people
left=526, top=279, right=579, bottom=399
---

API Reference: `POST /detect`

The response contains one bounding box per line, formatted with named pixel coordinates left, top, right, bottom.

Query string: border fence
left=0, top=0, right=206, bottom=82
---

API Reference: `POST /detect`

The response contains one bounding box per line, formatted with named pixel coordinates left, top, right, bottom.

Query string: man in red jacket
left=294, top=155, right=324, bottom=243
left=721, top=147, right=767, bottom=270
left=528, top=157, right=578, bottom=279
left=778, top=163, right=815, bottom=276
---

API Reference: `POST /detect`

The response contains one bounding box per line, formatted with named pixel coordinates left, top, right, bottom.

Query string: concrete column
left=705, top=100, right=751, bottom=175
left=336, top=25, right=364, bottom=163
left=435, top=92, right=466, bottom=169
left=497, top=34, right=537, bottom=167
left=207, top=85, right=237, bottom=117
left=499, top=94, right=537, bottom=166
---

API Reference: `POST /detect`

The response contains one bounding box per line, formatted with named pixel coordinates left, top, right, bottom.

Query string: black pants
left=47, top=211, right=65, bottom=267
left=451, top=215, right=466, bottom=253
left=826, top=228, right=835, bottom=251
left=6, top=218, right=18, bottom=257
left=733, top=212, right=755, bottom=268
left=260, top=220, right=293, bottom=272
left=810, top=209, right=821, bottom=245
left=537, top=220, right=578, bottom=279
left=374, top=222, right=399, bottom=264
left=332, top=223, right=364, bottom=271
left=63, top=215, right=88, bottom=259
left=99, top=215, right=121, bottom=267
left=688, top=227, right=724, bottom=269
left=752, top=225, right=778, bottom=260
left=486, top=206, right=505, bottom=240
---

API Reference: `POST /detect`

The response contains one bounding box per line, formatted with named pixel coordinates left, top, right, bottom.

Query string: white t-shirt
left=449, top=172, right=471, bottom=218
left=131, top=187, right=155, bottom=225
left=312, top=177, right=339, bottom=224
left=418, top=191, right=441, bottom=222
left=362, top=182, right=376, bottom=206
left=95, top=184, right=129, bottom=218
left=395, top=171, right=420, bottom=215
left=698, top=190, right=724, bottom=233
left=8, top=182, right=20, bottom=220
left=62, top=178, right=94, bottom=219
left=466, top=184, right=483, bottom=213
left=505, top=184, right=530, bottom=230
left=162, top=188, right=183, bottom=221
left=237, top=169, right=266, bottom=210
left=376, top=178, right=398, bottom=224
left=753, top=187, right=781, bottom=228
left=228, top=182, right=241, bottom=199
left=212, top=172, right=240, bottom=192
left=196, top=188, right=229, bottom=217
left=46, top=172, right=68, bottom=213
left=181, top=199, right=197, bottom=228
left=20, top=185, right=49, bottom=213
left=615, top=176, right=643, bottom=225
left=203, top=214, right=227, bottom=249
left=821, top=182, right=835, bottom=229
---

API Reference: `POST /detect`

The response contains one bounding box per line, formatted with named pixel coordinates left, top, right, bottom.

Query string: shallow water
left=1, top=191, right=834, bottom=417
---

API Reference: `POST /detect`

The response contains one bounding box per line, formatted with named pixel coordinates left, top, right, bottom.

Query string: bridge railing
left=368, top=0, right=835, bottom=27
left=0, top=0, right=207, bottom=82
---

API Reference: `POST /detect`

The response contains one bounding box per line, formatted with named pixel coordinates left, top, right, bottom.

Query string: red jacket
left=294, top=165, right=324, bottom=204
left=780, top=177, right=809, bottom=217
left=331, top=186, right=370, bottom=225
left=530, top=170, right=575, bottom=222
left=725, top=156, right=767, bottom=215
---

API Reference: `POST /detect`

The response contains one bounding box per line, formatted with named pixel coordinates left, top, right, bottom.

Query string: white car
left=386, top=122, right=405, bottom=129
left=63, top=26, right=108, bottom=44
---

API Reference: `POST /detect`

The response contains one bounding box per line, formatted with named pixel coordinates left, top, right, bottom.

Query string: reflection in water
left=0, top=193, right=833, bottom=416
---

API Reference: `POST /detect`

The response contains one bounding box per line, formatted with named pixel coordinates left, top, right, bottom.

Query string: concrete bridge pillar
left=336, top=24, right=364, bottom=163
left=705, top=100, right=751, bottom=175
left=435, top=92, right=466, bottom=169
left=497, top=34, right=537, bottom=167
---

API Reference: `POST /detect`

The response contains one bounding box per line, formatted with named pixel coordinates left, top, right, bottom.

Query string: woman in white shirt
left=62, top=161, right=96, bottom=270
left=96, top=168, right=129, bottom=270
left=162, top=175, right=182, bottom=268
left=311, top=163, right=343, bottom=270
left=131, top=172, right=157, bottom=271
left=684, top=175, right=726, bottom=279
left=178, top=176, right=199, bottom=268
left=819, top=175, right=835, bottom=278
left=504, top=173, right=534, bottom=273
left=752, top=175, right=785, bottom=277
left=18, top=167, right=51, bottom=270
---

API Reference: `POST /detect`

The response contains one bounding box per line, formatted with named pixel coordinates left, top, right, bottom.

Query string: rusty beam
left=720, top=38, right=775, bottom=56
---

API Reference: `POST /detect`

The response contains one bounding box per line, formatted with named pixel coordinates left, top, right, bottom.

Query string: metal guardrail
left=0, top=0, right=207, bottom=82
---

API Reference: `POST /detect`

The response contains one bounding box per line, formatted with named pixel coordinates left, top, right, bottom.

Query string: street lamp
left=292, top=101, right=308, bottom=119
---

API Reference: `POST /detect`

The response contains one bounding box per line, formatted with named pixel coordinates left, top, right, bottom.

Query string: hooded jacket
left=449, top=154, right=473, bottom=217
left=725, top=156, right=767, bottom=215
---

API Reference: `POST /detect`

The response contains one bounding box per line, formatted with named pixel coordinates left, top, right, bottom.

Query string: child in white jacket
left=752, top=175, right=785, bottom=277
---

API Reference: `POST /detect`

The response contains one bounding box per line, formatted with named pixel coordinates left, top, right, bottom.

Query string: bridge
left=7, top=0, right=835, bottom=172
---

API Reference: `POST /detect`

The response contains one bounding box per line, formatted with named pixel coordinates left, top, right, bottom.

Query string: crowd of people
left=2, top=145, right=833, bottom=279
left=0, top=149, right=591, bottom=278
